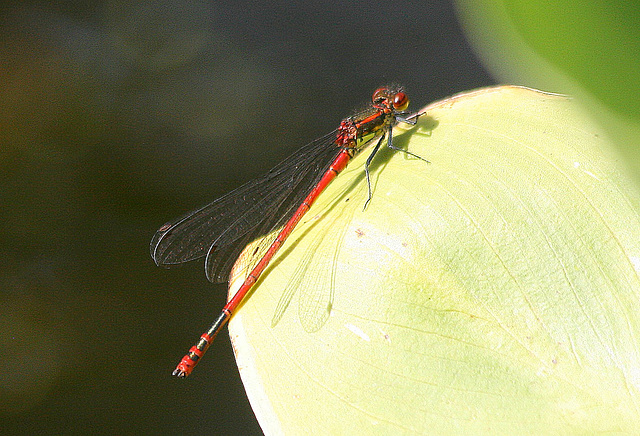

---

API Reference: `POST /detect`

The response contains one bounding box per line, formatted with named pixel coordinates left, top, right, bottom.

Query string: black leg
left=396, top=115, right=417, bottom=126
left=363, top=133, right=386, bottom=210
left=400, top=110, right=425, bottom=124
left=362, top=113, right=428, bottom=209
left=386, top=125, right=430, bottom=163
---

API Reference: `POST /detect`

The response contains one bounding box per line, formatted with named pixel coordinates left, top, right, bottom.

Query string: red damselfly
left=151, top=85, right=427, bottom=377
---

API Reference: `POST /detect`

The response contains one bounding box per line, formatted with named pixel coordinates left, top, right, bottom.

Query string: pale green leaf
left=228, top=86, right=640, bottom=434
left=454, top=0, right=640, bottom=188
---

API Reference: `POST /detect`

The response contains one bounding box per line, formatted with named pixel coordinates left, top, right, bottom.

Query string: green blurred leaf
left=229, top=86, right=640, bottom=434
left=454, top=0, right=640, bottom=188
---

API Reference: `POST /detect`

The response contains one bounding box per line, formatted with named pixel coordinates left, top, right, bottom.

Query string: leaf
left=454, top=0, right=640, bottom=189
left=228, top=86, right=640, bottom=434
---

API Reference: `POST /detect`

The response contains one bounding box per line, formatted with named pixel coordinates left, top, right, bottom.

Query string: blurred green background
left=456, top=0, right=640, bottom=184
left=0, top=0, right=494, bottom=434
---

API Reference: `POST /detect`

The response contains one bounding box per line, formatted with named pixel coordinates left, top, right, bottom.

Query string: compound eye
left=372, top=87, right=389, bottom=104
left=393, top=92, right=409, bottom=111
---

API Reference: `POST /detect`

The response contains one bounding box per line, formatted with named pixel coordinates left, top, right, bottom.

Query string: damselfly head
left=371, top=86, right=409, bottom=112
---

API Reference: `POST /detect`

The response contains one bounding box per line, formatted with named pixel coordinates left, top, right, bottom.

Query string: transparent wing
left=150, top=130, right=343, bottom=283
left=270, top=190, right=357, bottom=332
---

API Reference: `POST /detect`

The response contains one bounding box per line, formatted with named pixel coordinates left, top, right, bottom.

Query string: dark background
left=0, top=0, right=494, bottom=434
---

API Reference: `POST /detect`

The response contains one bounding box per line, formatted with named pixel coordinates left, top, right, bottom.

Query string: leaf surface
left=229, top=86, right=640, bottom=434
